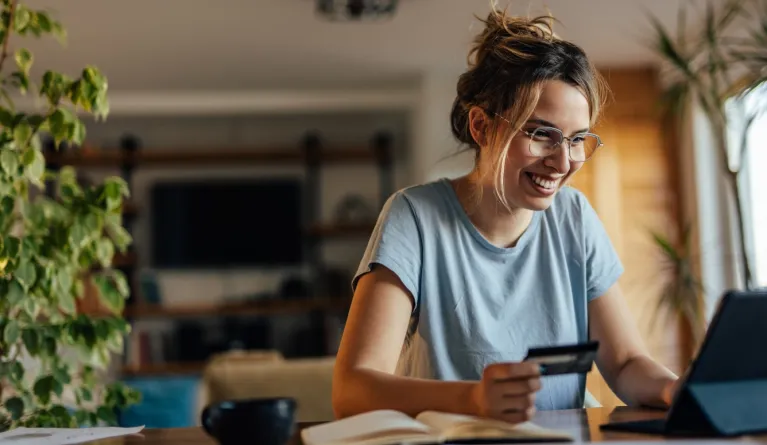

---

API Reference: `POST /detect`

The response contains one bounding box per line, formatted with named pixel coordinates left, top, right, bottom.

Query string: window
left=726, top=83, right=767, bottom=287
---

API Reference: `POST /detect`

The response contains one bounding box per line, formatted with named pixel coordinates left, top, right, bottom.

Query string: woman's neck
left=450, top=174, right=534, bottom=249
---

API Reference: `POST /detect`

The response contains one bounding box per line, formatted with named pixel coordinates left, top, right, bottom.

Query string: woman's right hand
left=470, top=362, right=542, bottom=423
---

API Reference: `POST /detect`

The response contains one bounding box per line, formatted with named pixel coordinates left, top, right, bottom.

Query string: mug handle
left=201, top=406, right=214, bottom=436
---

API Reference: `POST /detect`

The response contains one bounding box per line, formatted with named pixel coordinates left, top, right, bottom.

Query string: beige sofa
left=199, top=350, right=336, bottom=423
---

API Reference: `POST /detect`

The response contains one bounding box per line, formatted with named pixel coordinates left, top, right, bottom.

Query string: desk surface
left=93, top=407, right=765, bottom=444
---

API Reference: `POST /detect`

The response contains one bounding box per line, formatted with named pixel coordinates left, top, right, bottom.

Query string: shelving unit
left=44, top=146, right=377, bottom=167
left=124, top=297, right=351, bottom=319
left=44, top=130, right=395, bottom=377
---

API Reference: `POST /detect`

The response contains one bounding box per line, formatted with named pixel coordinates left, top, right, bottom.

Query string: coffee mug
left=201, top=397, right=297, bottom=445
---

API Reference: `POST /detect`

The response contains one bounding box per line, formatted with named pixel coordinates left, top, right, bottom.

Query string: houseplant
left=0, top=0, right=140, bottom=429
left=648, top=0, right=767, bottom=291
left=651, top=227, right=706, bottom=354
left=647, top=0, right=767, bottom=351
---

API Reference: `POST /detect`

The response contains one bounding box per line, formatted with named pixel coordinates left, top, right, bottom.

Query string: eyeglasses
left=494, top=113, right=603, bottom=162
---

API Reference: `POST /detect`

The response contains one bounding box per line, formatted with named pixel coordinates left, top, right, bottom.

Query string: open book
left=301, top=410, right=573, bottom=445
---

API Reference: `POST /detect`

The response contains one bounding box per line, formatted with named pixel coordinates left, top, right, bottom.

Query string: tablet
left=600, top=288, right=767, bottom=437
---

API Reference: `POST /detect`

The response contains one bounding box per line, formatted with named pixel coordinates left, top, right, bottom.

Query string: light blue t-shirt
left=352, top=178, right=623, bottom=411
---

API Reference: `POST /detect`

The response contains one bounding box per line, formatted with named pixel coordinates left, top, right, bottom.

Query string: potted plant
left=651, top=227, right=706, bottom=357
left=0, top=1, right=140, bottom=429
left=648, top=0, right=767, bottom=292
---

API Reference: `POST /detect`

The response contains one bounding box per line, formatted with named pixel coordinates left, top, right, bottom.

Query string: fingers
left=480, top=362, right=541, bottom=424
left=485, top=389, right=536, bottom=423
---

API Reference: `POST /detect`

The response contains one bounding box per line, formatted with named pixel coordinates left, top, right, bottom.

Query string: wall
left=572, top=68, right=685, bottom=407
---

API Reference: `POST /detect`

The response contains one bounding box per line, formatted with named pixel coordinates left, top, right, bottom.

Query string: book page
left=0, top=426, right=144, bottom=445
left=301, top=410, right=436, bottom=445
left=415, top=411, right=572, bottom=441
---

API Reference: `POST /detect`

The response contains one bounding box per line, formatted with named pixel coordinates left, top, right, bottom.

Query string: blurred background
left=18, top=0, right=766, bottom=428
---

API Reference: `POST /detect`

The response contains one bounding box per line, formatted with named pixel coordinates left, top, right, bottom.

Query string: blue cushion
left=118, top=375, right=200, bottom=428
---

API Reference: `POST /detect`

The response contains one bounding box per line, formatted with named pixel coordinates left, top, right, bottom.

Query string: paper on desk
left=0, top=425, right=144, bottom=445
left=594, top=442, right=755, bottom=445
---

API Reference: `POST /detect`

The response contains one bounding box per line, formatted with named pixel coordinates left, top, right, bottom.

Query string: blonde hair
left=450, top=6, right=610, bottom=210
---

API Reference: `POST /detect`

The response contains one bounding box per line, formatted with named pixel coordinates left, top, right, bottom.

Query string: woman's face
left=491, top=79, right=592, bottom=211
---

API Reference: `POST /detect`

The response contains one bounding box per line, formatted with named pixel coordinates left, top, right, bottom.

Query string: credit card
left=524, top=341, right=599, bottom=376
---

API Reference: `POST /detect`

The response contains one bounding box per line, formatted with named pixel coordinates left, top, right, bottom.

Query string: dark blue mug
left=201, top=397, right=297, bottom=445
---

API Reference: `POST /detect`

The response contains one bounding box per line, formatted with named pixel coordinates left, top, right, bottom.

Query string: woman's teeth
left=530, top=173, right=559, bottom=190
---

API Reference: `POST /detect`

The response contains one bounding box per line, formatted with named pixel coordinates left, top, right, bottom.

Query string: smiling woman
left=331, top=6, right=678, bottom=423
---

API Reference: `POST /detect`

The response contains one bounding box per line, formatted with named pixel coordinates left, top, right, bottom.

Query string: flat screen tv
left=150, top=178, right=304, bottom=268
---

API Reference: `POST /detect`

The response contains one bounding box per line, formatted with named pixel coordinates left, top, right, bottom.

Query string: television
left=150, top=178, right=304, bottom=268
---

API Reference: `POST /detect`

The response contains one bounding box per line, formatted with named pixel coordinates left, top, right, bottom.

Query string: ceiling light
left=316, top=0, right=399, bottom=21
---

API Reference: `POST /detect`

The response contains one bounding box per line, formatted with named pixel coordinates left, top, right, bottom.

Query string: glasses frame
left=493, top=112, right=604, bottom=162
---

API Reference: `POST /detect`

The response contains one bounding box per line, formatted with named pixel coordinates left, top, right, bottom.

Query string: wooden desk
left=90, top=407, right=763, bottom=444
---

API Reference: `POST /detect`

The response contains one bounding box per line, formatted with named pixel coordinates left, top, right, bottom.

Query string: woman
left=332, top=8, right=679, bottom=423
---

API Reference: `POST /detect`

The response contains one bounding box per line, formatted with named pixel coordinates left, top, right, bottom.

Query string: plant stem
left=0, top=0, right=17, bottom=73
left=729, top=170, right=754, bottom=288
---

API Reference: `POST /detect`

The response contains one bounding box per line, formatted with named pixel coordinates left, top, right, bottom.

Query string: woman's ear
left=468, top=107, right=489, bottom=148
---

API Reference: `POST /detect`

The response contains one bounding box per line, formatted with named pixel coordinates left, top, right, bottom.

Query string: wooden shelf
left=45, top=147, right=376, bottom=167
left=121, top=361, right=205, bottom=377
left=124, top=297, right=350, bottom=319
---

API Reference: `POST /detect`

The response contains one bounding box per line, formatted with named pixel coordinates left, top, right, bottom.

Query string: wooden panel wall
left=572, top=67, right=684, bottom=408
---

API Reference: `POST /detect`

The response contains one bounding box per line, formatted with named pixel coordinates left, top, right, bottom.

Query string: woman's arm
left=589, top=283, right=679, bottom=408
left=332, top=266, right=479, bottom=419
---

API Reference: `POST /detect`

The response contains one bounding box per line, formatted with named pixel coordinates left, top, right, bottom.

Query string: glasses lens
left=569, top=134, right=600, bottom=161
left=529, top=127, right=563, bottom=157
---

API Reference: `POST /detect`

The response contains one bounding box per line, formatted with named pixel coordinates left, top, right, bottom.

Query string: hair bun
left=468, top=8, right=558, bottom=67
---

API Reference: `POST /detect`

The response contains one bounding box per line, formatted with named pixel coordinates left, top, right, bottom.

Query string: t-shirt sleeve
left=577, top=192, right=624, bottom=301
left=352, top=191, right=422, bottom=307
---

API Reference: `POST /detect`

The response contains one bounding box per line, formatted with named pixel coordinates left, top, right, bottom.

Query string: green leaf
left=10, top=361, right=24, bottom=381
left=23, top=148, right=45, bottom=185
left=13, top=121, right=32, bottom=145
left=58, top=290, right=76, bottom=315
left=50, top=20, right=67, bottom=45
left=71, top=118, right=86, bottom=146
left=69, top=223, right=89, bottom=249
left=113, top=270, right=130, bottom=297
left=22, top=297, right=38, bottom=319
left=4, top=236, right=19, bottom=259
left=4, top=319, right=20, bottom=344
left=49, top=405, right=71, bottom=426
left=6, top=279, right=25, bottom=307
left=53, top=365, right=71, bottom=385
left=9, top=71, right=30, bottom=95
left=14, top=259, right=37, bottom=290
left=4, top=397, right=24, bottom=421
left=48, top=109, right=75, bottom=145
left=0, top=109, right=13, bottom=127
left=13, top=6, right=31, bottom=33
left=96, top=406, right=116, bottom=424
left=59, top=166, right=77, bottom=185
left=56, top=268, right=72, bottom=295
left=14, top=49, right=33, bottom=75
left=2, top=196, right=15, bottom=216
left=22, top=328, right=40, bottom=355
left=43, top=336, right=57, bottom=356
left=92, top=275, right=122, bottom=313
left=1, top=149, right=19, bottom=175
left=95, top=239, right=114, bottom=267
left=106, top=223, right=131, bottom=252
left=81, top=387, right=93, bottom=402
